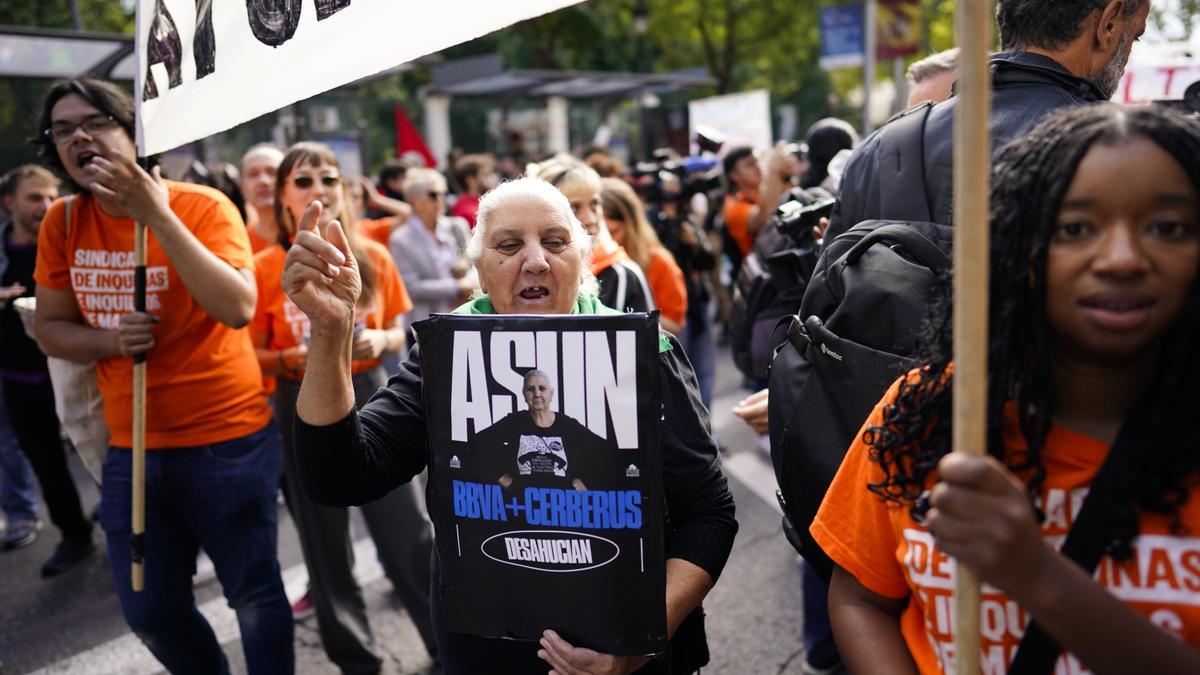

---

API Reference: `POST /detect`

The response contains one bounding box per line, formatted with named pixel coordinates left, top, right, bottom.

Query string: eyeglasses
left=292, top=175, right=341, bottom=189
left=44, top=115, right=118, bottom=144
left=427, top=191, right=446, bottom=200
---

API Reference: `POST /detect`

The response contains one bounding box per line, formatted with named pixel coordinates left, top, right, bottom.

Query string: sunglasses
left=292, top=175, right=341, bottom=189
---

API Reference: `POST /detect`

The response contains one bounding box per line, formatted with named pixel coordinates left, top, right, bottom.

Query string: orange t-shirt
left=356, top=217, right=395, bottom=248
left=722, top=191, right=758, bottom=256
left=247, top=224, right=275, bottom=254
left=812, top=377, right=1200, bottom=674
left=34, top=182, right=271, bottom=448
left=645, top=248, right=687, bottom=328
left=251, top=239, right=412, bottom=376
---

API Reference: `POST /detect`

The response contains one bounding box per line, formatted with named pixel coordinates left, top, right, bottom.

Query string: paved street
left=0, top=347, right=814, bottom=675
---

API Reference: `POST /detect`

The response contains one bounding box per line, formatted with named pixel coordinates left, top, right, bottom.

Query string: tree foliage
left=0, top=0, right=133, bottom=33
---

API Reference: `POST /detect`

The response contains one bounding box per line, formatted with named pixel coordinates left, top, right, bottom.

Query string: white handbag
left=29, top=196, right=109, bottom=484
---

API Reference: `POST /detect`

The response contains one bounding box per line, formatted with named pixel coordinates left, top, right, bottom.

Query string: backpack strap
left=64, top=195, right=76, bottom=234
left=1008, top=408, right=1148, bottom=674
left=878, top=102, right=934, bottom=223
left=612, top=262, right=628, bottom=312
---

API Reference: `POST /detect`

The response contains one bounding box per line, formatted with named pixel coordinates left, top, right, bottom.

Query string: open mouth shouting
left=74, top=149, right=103, bottom=174
left=519, top=285, right=551, bottom=301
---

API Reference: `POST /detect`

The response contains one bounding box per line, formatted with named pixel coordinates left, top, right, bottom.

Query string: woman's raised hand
left=282, top=201, right=360, bottom=329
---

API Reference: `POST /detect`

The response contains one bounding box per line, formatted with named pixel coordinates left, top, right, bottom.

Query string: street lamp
left=633, top=1, right=649, bottom=38
left=633, top=1, right=652, bottom=162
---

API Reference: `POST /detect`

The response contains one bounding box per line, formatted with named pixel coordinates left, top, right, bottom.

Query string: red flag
left=394, top=106, right=437, bottom=168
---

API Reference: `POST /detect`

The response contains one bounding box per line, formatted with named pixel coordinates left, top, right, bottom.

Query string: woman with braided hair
left=812, top=104, right=1200, bottom=673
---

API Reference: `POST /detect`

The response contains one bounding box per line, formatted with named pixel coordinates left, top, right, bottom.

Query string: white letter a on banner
left=451, top=332, right=492, bottom=442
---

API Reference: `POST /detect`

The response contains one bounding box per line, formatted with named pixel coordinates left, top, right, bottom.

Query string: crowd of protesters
left=3, top=0, right=1200, bottom=673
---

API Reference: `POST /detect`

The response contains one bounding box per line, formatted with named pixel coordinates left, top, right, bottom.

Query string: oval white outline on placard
left=481, top=530, right=621, bottom=573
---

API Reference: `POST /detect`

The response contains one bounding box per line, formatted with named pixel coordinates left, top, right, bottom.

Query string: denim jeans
left=0, top=384, right=39, bottom=523
left=801, top=560, right=840, bottom=669
left=100, top=422, right=293, bottom=675
left=678, top=312, right=716, bottom=409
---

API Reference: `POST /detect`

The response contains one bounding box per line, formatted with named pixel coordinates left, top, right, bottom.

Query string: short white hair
left=467, top=177, right=598, bottom=298
left=402, top=168, right=447, bottom=201
left=240, top=143, right=283, bottom=169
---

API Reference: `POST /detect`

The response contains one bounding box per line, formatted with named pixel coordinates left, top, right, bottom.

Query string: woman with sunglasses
left=250, top=142, right=441, bottom=674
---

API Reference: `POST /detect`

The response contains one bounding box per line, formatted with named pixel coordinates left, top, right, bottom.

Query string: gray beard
left=1092, top=32, right=1131, bottom=100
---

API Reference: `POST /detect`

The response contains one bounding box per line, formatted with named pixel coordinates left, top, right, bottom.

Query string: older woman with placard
left=284, top=177, right=737, bottom=674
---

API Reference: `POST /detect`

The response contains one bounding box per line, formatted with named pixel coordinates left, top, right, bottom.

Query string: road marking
left=721, top=451, right=783, bottom=516
left=30, top=539, right=384, bottom=675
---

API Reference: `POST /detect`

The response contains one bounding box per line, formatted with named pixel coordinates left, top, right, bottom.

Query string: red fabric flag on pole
left=394, top=106, right=437, bottom=168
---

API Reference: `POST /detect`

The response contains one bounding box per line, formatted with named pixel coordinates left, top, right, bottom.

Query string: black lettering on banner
left=247, top=0, right=352, bottom=47
left=246, top=0, right=303, bottom=47
left=142, top=0, right=183, bottom=101
left=314, top=0, right=351, bottom=21
left=194, top=0, right=216, bottom=79
left=144, top=0, right=355, bottom=101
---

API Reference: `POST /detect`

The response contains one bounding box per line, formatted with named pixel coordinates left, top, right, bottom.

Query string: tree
left=0, top=0, right=134, bottom=33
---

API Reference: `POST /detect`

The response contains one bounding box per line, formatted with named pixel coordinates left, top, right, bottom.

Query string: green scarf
left=452, top=294, right=671, bottom=353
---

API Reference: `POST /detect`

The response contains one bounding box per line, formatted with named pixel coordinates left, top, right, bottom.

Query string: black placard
left=415, top=313, right=666, bottom=656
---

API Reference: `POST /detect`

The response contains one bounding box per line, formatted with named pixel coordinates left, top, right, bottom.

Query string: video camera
left=774, top=196, right=836, bottom=244
left=761, top=191, right=838, bottom=301
left=631, top=152, right=724, bottom=208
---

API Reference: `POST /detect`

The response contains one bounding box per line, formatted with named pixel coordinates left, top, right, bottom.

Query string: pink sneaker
left=290, top=591, right=315, bottom=622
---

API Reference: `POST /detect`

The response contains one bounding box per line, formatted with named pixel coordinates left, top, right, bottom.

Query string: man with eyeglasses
left=388, top=167, right=476, bottom=324
left=31, top=78, right=292, bottom=675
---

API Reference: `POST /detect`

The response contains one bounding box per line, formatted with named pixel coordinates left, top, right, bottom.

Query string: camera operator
left=721, top=144, right=796, bottom=260
left=643, top=168, right=720, bottom=407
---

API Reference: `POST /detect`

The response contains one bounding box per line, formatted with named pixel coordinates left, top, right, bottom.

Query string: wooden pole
left=131, top=220, right=148, bottom=592
left=953, top=0, right=992, bottom=671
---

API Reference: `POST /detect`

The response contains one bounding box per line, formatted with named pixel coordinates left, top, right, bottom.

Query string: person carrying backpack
left=815, top=104, right=1200, bottom=674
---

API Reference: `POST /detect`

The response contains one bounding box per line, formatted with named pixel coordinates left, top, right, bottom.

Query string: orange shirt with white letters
left=812, top=377, right=1200, bottom=675
left=34, top=182, right=271, bottom=449
left=251, top=238, right=412, bottom=377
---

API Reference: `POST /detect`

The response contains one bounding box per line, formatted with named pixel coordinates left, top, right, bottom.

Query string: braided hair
left=865, top=105, right=1200, bottom=559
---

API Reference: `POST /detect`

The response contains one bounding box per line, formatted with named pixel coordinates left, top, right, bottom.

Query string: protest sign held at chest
left=415, top=313, right=667, bottom=655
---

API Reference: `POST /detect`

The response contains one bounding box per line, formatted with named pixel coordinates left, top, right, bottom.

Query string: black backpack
left=729, top=187, right=831, bottom=382
left=767, top=103, right=954, bottom=581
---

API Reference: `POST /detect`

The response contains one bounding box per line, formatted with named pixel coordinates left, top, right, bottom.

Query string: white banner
left=1114, top=39, right=1200, bottom=104
left=135, top=0, right=584, bottom=156
left=688, top=89, right=772, bottom=155
left=1115, top=63, right=1200, bottom=104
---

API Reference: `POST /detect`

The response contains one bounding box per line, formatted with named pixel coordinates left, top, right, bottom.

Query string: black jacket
left=597, top=257, right=655, bottom=315
left=294, top=335, right=737, bottom=674
left=827, top=51, right=1107, bottom=240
